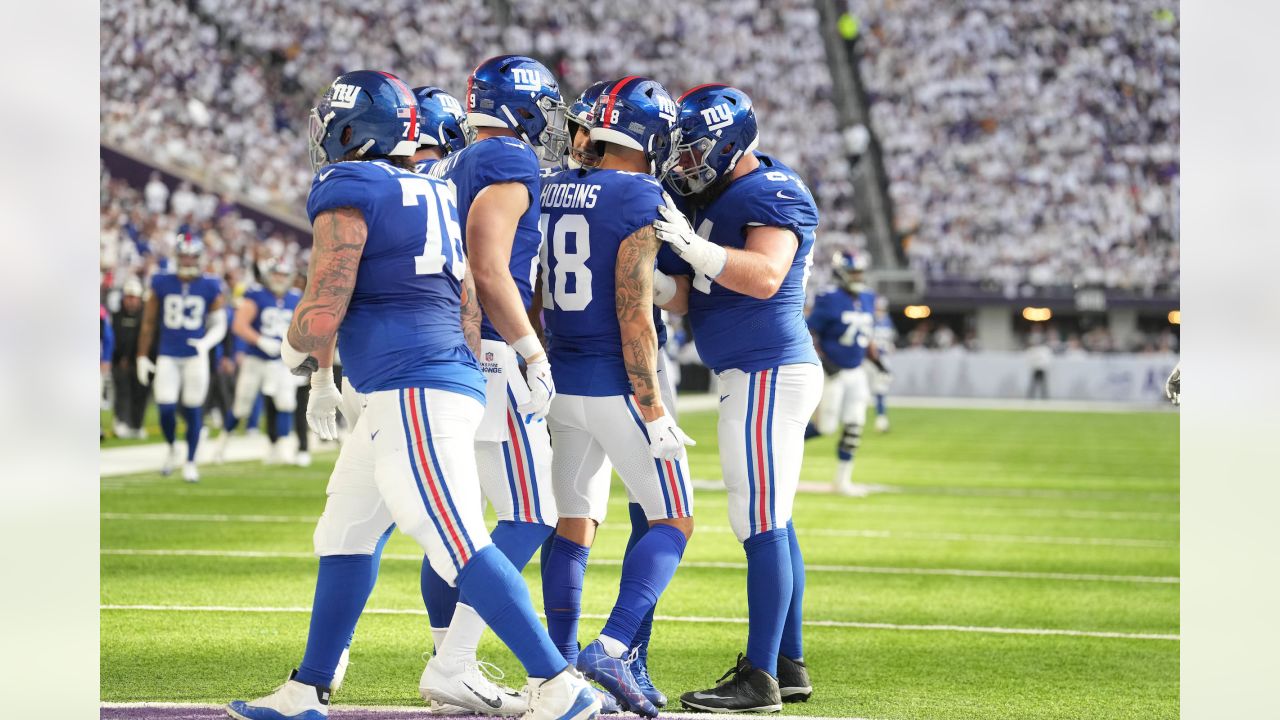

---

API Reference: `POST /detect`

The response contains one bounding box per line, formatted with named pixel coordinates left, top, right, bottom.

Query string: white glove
left=654, top=200, right=726, bottom=279
left=520, top=359, right=556, bottom=419
left=512, top=335, right=555, bottom=419
left=306, top=368, right=343, bottom=440
left=1165, top=363, right=1180, bottom=406
left=645, top=412, right=696, bottom=461
left=652, top=268, right=677, bottom=306
left=255, top=336, right=282, bottom=358
left=136, top=356, right=155, bottom=385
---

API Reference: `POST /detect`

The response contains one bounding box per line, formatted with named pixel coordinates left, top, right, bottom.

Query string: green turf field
left=100, top=405, right=1179, bottom=719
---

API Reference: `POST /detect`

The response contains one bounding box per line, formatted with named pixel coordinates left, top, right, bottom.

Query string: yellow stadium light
left=903, top=305, right=931, bottom=319
left=1022, top=307, right=1052, bottom=322
left=1168, top=310, right=1180, bottom=325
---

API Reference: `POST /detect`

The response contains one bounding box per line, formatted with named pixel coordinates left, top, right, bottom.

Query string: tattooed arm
left=460, top=266, right=482, bottom=355
left=616, top=223, right=666, bottom=422
left=285, top=207, right=367, bottom=370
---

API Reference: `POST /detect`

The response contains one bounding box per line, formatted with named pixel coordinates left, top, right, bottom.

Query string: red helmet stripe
left=677, top=83, right=729, bottom=102
left=601, top=76, right=641, bottom=127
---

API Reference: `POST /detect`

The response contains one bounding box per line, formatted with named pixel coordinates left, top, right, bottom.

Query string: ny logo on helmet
left=438, top=93, right=463, bottom=116
left=657, top=95, right=677, bottom=123
left=329, top=83, right=361, bottom=109
left=700, top=103, right=734, bottom=131
left=511, top=67, right=545, bottom=92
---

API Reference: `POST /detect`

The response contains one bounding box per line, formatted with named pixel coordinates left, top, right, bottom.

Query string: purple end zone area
left=100, top=708, right=471, bottom=720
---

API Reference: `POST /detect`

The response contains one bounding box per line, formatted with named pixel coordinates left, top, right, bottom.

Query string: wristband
left=311, top=366, right=335, bottom=389
left=652, top=269, right=677, bottom=305
left=280, top=336, right=309, bottom=370
left=511, top=335, right=546, bottom=362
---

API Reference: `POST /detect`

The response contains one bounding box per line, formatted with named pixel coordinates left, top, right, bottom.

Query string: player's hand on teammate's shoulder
left=645, top=411, right=696, bottom=461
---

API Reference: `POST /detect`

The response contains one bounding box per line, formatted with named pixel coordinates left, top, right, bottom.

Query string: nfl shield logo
left=485, top=352, right=494, bottom=361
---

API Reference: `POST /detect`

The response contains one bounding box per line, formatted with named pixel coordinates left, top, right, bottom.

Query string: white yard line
left=99, top=702, right=874, bottom=719
left=100, top=512, right=1176, bottom=548
left=99, top=604, right=1178, bottom=641
left=101, top=548, right=1179, bottom=585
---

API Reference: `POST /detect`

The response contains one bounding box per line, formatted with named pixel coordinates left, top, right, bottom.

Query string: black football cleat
left=680, top=654, right=782, bottom=713
left=777, top=654, right=812, bottom=702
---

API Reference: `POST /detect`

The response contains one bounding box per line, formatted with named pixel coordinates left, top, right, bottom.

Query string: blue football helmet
left=465, top=55, right=568, bottom=161
left=664, top=84, right=759, bottom=197
left=833, top=249, right=871, bottom=292
left=308, top=70, right=420, bottom=170
left=412, top=86, right=468, bottom=155
left=589, top=76, right=679, bottom=176
left=566, top=80, right=611, bottom=168
left=174, top=232, right=205, bottom=280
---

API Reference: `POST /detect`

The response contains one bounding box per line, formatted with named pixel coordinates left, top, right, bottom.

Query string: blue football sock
left=181, top=405, right=202, bottom=461
left=538, top=533, right=555, bottom=580
left=456, top=519, right=551, bottom=610
left=542, top=534, right=591, bottom=664
left=780, top=520, right=805, bottom=661
left=296, top=554, right=374, bottom=687
left=602, top=524, right=687, bottom=649
left=158, top=403, right=178, bottom=445
left=224, top=412, right=240, bottom=433
left=624, top=503, right=657, bottom=653
left=348, top=526, right=395, bottom=648
left=804, top=422, right=820, bottom=440
left=743, top=528, right=793, bottom=677
left=457, top=544, right=565, bottom=679
left=875, top=394, right=886, bottom=417
left=275, top=410, right=293, bottom=440
left=422, top=559, right=459, bottom=638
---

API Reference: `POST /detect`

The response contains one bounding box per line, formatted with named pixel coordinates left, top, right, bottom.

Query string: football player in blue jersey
left=215, top=258, right=304, bottom=465
left=227, top=70, right=599, bottom=720
left=870, top=294, right=896, bottom=431
left=653, top=84, right=819, bottom=712
left=538, top=77, right=694, bottom=717
left=418, top=55, right=572, bottom=708
left=135, top=234, right=226, bottom=482
left=806, top=250, right=890, bottom=495
left=411, top=85, right=468, bottom=175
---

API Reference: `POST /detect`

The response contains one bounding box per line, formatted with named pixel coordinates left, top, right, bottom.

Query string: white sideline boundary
left=98, top=604, right=1178, bottom=641
left=100, top=548, right=1179, bottom=585
left=99, top=702, right=873, bottom=719
left=676, top=392, right=1172, bottom=414
left=99, top=513, right=1177, bottom=548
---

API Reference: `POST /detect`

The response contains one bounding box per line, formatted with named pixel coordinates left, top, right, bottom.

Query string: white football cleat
left=834, top=481, right=873, bottom=497
left=420, top=656, right=529, bottom=716
left=296, top=451, right=312, bottom=468
left=875, top=415, right=890, bottom=433
left=182, top=461, right=200, bottom=483
left=226, top=672, right=329, bottom=720
left=330, top=647, right=349, bottom=693
left=161, top=444, right=179, bottom=476
left=265, top=442, right=283, bottom=465
left=523, top=668, right=601, bottom=720
left=425, top=699, right=472, bottom=715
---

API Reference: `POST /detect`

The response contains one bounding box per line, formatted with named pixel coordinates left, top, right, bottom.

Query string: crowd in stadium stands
left=853, top=0, right=1179, bottom=295
left=100, top=0, right=859, bottom=250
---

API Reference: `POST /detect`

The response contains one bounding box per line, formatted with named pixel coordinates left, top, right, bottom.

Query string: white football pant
left=817, top=365, right=870, bottom=434
left=153, top=354, right=210, bottom=408
left=716, top=363, right=823, bottom=541
left=232, top=355, right=302, bottom=418
left=475, top=339, right=556, bottom=527
left=312, top=388, right=491, bottom=584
